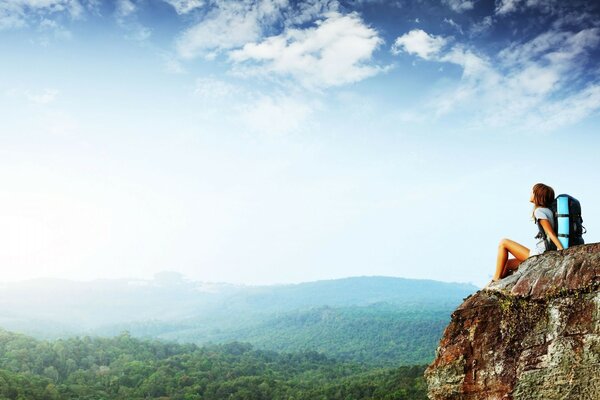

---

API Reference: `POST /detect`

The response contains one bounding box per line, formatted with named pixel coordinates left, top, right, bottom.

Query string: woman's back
left=532, top=206, right=555, bottom=256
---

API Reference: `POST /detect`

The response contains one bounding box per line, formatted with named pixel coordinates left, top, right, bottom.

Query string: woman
left=487, top=183, right=564, bottom=287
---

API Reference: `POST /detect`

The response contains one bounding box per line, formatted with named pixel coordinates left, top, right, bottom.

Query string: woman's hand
left=539, top=219, right=564, bottom=250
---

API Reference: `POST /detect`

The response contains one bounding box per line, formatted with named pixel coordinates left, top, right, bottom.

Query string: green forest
left=0, top=328, right=428, bottom=400
left=139, top=304, right=450, bottom=367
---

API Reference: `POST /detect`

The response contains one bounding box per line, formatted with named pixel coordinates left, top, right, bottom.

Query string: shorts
left=529, top=240, right=547, bottom=257
left=529, top=247, right=543, bottom=257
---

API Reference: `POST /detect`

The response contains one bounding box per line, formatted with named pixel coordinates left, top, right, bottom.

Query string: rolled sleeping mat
left=556, top=195, right=570, bottom=249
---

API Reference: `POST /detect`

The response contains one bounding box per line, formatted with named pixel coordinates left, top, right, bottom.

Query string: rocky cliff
left=425, top=242, right=600, bottom=400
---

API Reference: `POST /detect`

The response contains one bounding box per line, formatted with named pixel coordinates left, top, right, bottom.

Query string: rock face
left=425, top=242, right=600, bottom=400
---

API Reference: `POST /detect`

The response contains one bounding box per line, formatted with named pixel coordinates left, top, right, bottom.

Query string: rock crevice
left=425, top=243, right=600, bottom=400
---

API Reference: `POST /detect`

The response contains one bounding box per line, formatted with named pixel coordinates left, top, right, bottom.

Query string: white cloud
left=495, top=0, right=557, bottom=16
left=391, top=29, right=448, bottom=60
left=443, top=18, right=464, bottom=34
left=173, top=1, right=380, bottom=89
left=115, top=0, right=152, bottom=41
left=194, top=77, right=240, bottom=100
left=439, top=46, right=491, bottom=78
left=280, top=0, right=339, bottom=26
left=5, top=87, right=60, bottom=104
left=164, top=0, right=205, bottom=14
left=495, top=0, right=519, bottom=14
left=443, top=0, right=476, bottom=13
left=165, top=58, right=186, bottom=74
left=124, top=25, right=151, bottom=41
left=26, top=0, right=83, bottom=18
left=469, top=16, right=493, bottom=36
left=0, top=0, right=82, bottom=30
left=176, top=0, right=288, bottom=59
left=116, top=0, right=136, bottom=18
left=498, top=28, right=600, bottom=69
left=238, top=93, right=316, bottom=136
left=0, top=3, right=27, bottom=30
left=28, top=88, right=60, bottom=104
left=229, top=11, right=384, bottom=89
left=532, top=84, right=600, bottom=130
left=185, top=75, right=319, bottom=136
left=37, top=17, right=72, bottom=43
left=393, top=27, right=600, bottom=132
left=509, top=65, right=559, bottom=95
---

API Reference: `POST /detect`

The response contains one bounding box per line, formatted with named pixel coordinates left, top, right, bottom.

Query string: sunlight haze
left=1, top=0, right=599, bottom=287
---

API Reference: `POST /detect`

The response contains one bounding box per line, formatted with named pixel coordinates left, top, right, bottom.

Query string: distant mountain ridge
left=0, top=275, right=477, bottom=329
left=218, top=276, right=477, bottom=311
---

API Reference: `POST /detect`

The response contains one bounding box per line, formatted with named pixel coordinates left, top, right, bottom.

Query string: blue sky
left=1, top=0, right=599, bottom=287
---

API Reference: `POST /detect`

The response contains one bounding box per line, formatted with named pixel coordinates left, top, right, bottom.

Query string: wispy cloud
left=28, top=88, right=60, bottom=104
left=187, top=75, right=319, bottom=136
left=0, top=0, right=83, bottom=31
left=193, top=76, right=240, bottom=101
left=443, top=18, right=464, bottom=35
left=392, top=26, right=600, bottom=132
left=495, top=0, right=557, bottom=16
left=497, top=28, right=599, bottom=68
left=176, top=0, right=289, bottom=60
left=37, top=17, right=72, bottom=45
left=6, top=87, right=60, bottom=104
left=164, top=58, right=186, bottom=74
left=115, top=0, right=136, bottom=18
left=469, top=16, right=493, bottom=36
left=238, top=93, right=318, bottom=136
left=280, top=0, right=340, bottom=27
left=495, top=0, right=520, bottom=15
left=0, top=3, right=27, bottom=30
left=442, top=0, right=476, bottom=13
left=115, top=0, right=151, bottom=41
left=164, top=0, right=205, bottom=15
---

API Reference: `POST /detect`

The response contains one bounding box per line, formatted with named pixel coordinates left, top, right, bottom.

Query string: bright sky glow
left=1, top=0, right=599, bottom=287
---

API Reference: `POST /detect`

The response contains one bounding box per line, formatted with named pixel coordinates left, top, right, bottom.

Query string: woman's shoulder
left=534, top=206, right=554, bottom=219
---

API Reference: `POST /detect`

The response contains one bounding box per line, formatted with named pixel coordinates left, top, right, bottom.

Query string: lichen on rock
left=425, top=242, right=600, bottom=400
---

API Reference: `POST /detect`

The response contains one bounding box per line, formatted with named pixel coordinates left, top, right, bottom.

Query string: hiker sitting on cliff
left=487, top=183, right=564, bottom=287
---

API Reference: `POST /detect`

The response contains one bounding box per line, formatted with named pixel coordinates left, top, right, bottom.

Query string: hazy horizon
left=0, top=270, right=480, bottom=287
left=2, top=0, right=599, bottom=288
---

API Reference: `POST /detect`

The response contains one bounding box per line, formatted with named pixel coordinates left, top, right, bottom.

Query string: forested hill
left=115, top=304, right=453, bottom=367
left=0, top=276, right=476, bottom=367
left=0, top=327, right=428, bottom=400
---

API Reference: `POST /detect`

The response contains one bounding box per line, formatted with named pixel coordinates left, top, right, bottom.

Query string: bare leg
left=494, top=238, right=530, bottom=281
left=501, top=258, right=523, bottom=279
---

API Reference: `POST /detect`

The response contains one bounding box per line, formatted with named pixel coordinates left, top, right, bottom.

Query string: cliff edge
left=425, top=242, right=600, bottom=400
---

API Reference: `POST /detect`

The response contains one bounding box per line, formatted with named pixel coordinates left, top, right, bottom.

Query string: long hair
left=531, top=183, right=555, bottom=221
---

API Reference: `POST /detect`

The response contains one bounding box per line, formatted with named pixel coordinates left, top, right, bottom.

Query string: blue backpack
left=536, top=194, right=586, bottom=250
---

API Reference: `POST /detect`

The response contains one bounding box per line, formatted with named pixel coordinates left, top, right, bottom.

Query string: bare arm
left=539, top=219, right=564, bottom=251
